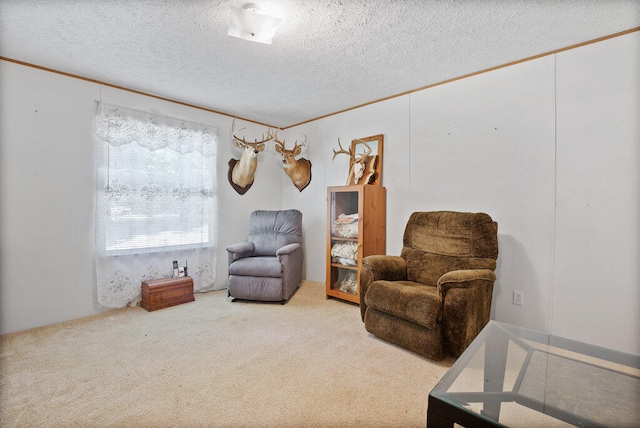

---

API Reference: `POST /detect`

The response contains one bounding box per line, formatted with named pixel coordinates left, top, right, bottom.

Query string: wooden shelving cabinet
left=326, top=185, right=386, bottom=304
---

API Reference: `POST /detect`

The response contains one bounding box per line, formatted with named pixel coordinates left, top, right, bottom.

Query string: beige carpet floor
left=0, top=281, right=454, bottom=427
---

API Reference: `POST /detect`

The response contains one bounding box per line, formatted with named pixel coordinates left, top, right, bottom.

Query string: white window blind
left=94, top=102, right=218, bottom=307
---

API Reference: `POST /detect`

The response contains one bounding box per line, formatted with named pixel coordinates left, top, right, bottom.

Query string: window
left=94, top=103, right=218, bottom=307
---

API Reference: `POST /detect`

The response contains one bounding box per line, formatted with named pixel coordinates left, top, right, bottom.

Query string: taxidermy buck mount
left=228, top=120, right=273, bottom=195
left=273, top=132, right=312, bottom=192
left=332, top=138, right=376, bottom=185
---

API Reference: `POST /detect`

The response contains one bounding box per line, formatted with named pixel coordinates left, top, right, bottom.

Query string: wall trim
left=2, top=27, right=638, bottom=130
left=285, top=27, right=640, bottom=129
left=0, top=56, right=274, bottom=128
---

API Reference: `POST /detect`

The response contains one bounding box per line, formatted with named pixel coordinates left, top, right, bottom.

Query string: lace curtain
left=95, top=102, right=218, bottom=308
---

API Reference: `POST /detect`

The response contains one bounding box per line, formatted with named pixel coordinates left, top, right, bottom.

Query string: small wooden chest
left=141, top=276, right=195, bottom=312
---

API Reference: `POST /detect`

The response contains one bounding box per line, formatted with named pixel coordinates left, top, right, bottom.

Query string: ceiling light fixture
left=227, top=3, right=282, bottom=45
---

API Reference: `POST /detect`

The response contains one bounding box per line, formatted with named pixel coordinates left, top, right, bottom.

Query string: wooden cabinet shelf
left=331, top=237, right=358, bottom=242
left=326, top=185, right=386, bottom=304
left=330, top=263, right=358, bottom=271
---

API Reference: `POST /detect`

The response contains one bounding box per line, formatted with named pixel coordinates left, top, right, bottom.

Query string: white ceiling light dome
left=228, top=3, right=282, bottom=44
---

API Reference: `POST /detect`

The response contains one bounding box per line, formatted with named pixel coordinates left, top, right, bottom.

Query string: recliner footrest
left=365, top=281, right=441, bottom=330
left=365, top=308, right=444, bottom=360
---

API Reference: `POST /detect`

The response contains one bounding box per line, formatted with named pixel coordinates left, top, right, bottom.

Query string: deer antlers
left=231, top=119, right=273, bottom=148
left=227, top=120, right=313, bottom=193
left=333, top=138, right=374, bottom=185
left=273, top=132, right=312, bottom=192
left=228, top=119, right=273, bottom=194
left=332, top=138, right=371, bottom=162
left=273, top=131, right=307, bottom=156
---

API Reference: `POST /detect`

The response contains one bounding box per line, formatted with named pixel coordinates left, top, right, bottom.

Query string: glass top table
left=427, top=321, right=640, bottom=427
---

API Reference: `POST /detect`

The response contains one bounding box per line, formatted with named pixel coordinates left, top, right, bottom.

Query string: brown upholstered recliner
left=360, top=211, right=498, bottom=360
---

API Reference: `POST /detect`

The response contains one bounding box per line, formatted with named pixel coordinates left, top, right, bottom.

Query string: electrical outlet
left=513, top=290, right=524, bottom=306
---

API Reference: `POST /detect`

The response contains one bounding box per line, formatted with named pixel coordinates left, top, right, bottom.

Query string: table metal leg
left=426, top=409, right=454, bottom=428
left=481, top=327, right=510, bottom=421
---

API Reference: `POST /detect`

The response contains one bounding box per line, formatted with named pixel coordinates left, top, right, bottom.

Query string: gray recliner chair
left=226, top=209, right=303, bottom=304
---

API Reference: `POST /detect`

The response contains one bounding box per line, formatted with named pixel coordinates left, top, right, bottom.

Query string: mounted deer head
left=228, top=119, right=272, bottom=195
left=332, top=138, right=374, bottom=185
left=273, top=132, right=312, bottom=192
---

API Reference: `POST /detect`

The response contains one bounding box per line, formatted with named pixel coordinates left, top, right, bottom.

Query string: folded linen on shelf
left=334, top=213, right=359, bottom=238
left=331, top=241, right=358, bottom=265
left=339, top=271, right=358, bottom=294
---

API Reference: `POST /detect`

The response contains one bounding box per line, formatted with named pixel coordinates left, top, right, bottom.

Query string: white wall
left=409, top=56, right=557, bottom=333
left=2, top=31, right=638, bottom=355
left=0, top=61, right=283, bottom=334
left=1, top=65, right=97, bottom=332
left=289, top=31, right=639, bottom=355
left=553, top=33, right=640, bottom=349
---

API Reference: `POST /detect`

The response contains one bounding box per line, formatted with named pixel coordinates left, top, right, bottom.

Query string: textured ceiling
left=1, top=0, right=638, bottom=128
